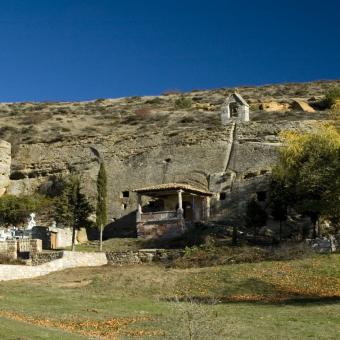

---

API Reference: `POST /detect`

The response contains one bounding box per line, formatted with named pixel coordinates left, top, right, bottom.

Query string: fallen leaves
left=170, top=257, right=340, bottom=303
left=0, top=310, right=164, bottom=339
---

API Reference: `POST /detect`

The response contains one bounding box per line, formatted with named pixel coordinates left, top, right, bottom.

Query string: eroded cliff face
left=2, top=119, right=320, bottom=232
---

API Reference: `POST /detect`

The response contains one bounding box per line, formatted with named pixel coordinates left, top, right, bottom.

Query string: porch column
left=205, top=196, right=210, bottom=220
left=136, top=194, right=142, bottom=222
left=177, top=190, right=184, bottom=217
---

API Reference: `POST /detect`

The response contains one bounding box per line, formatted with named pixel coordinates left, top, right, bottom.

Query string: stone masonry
left=0, top=251, right=107, bottom=281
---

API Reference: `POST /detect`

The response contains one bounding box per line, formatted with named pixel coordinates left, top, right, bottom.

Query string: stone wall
left=31, top=251, right=64, bottom=266
left=137, top=219, right=186, bottom=239
left=32, top=226, right=73, bottom=249
left=54, top=227, right=73, bottom=248
left=0, top=251, right=107, bottom=281
left=0, top=240, right=17, bottom=259
left=106, top=249, right=183, bottom=265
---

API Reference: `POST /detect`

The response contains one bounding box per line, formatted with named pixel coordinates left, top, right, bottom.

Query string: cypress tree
left=96, top=162, right=107, bottom=250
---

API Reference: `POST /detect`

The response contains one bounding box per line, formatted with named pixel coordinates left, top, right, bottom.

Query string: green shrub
left=0, top=194, right=53, bottom=226
left=323, top=88, right=340, bottom=109
left=175, top=96, right=192, bottom=109
left=145, top=97, right=163, bottom=105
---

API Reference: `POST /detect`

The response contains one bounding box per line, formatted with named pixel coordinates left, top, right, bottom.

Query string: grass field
left=0, top=254, right=340, bottom=339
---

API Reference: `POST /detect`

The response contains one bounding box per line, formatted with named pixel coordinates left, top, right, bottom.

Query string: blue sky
left=0, top=0, right=339, bottom=101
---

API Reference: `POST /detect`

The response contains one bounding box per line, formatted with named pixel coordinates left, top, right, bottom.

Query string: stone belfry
left=221, top=92, right=250, bottom=124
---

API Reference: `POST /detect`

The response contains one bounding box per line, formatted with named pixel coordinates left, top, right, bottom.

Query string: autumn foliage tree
left=272, top=125, right=340, bottom=237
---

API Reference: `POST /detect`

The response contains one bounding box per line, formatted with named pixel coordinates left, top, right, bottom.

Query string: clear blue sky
left=0, top=0, right=339, bottom=101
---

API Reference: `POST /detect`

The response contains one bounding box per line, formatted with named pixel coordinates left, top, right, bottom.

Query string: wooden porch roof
left=133, top=183, right=213, bottom=197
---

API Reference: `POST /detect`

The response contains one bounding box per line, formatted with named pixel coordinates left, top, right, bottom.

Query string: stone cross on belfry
left=27, top=212, right=36, bottom=230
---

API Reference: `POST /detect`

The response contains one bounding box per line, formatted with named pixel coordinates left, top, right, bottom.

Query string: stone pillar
left=177, top=190, right=183, bottom=217
left=136, top=194, right=142, bottom=222
left=29, top=239, right=42, bottom=255
left=205, top=197, right=211, bottom=220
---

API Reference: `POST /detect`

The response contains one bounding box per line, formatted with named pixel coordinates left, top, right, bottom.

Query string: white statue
left=27, top=213, right=36, bottom=230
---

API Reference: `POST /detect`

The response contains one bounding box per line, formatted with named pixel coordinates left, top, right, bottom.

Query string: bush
left=0, top=194, right=53, bottom=226
left=175, top=96, right=192, bottom=109
left=145, top=97, right=164, bottom=105
left=21, top=112, right=52, bottom=125
left=323, top=88, right=340, bottom=109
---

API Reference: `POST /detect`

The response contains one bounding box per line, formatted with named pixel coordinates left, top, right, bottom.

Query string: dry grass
left=0, top=80, right=338, bottom=145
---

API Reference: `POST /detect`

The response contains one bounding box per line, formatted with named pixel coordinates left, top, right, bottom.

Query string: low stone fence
left=31, top=251, right=64, bottom=266
left=106, top=249, right=184, bottom=265
left=0, top=251, right=107, bottom=281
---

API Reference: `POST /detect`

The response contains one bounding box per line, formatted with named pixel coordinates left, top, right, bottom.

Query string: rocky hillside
left=0, top=80, right=338, bottom=232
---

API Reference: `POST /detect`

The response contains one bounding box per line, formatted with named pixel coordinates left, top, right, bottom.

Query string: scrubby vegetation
left=0, top=80, right=338, bottom=146
left=323, top=87, right=340, bottom=109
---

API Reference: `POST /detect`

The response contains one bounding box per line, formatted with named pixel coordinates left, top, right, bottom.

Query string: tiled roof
left=133, top=183, right=213, bottom=196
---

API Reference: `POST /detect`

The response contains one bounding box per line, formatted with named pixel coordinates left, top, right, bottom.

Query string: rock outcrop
left=259, top=101, right=289, bottom=112
left=4, top=119, right=318, bottom=234
left=0, top=140, right=11, bottom=197
left=291, top=99, right=315, bottom=113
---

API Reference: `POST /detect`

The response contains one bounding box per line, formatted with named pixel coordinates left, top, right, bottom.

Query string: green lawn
left=0, top=254, right=339, bottom=339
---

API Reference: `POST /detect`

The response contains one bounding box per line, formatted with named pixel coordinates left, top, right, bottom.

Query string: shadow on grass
left=163, top=295, right=340, bottom=306
left=163, top=277, right=340, bottom=306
